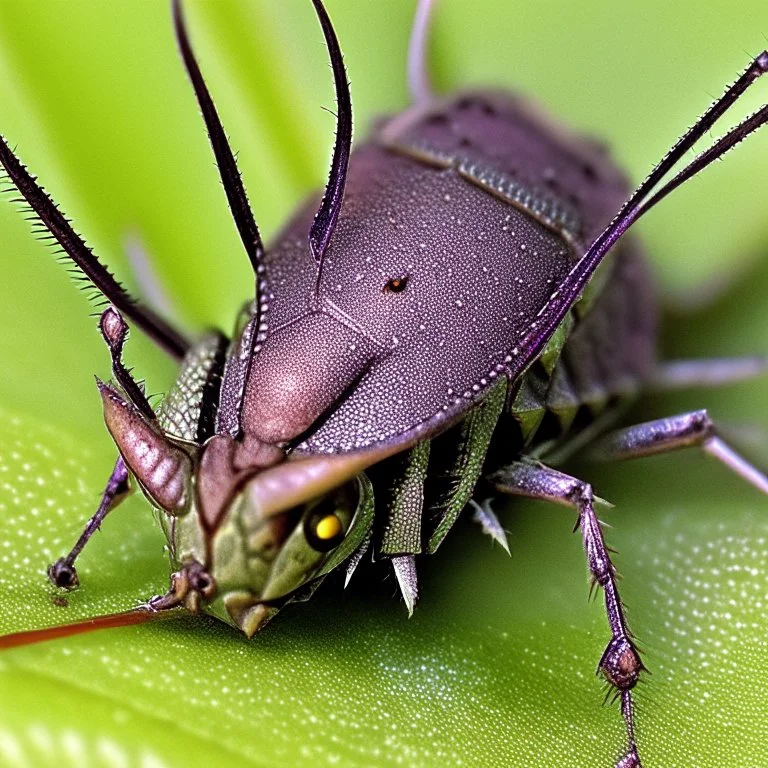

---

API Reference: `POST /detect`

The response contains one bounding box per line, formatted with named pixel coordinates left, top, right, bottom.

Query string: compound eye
left=304, top=509, right=346, bottom=552
left=382, top=275, right=409, bottom=294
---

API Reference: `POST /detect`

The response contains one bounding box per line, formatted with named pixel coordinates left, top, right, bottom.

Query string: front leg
left=48, top=455, right=131, bottom=590
left=49, top=306, right=162, bottom=590
left=489, top=461, right=643, bottom=768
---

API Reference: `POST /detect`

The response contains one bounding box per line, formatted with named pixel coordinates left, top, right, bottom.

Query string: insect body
left=1, top=2, right=767, bottom=766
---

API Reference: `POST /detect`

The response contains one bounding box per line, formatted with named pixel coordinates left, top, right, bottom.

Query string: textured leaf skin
left=0, top=2, right=767, bottom=767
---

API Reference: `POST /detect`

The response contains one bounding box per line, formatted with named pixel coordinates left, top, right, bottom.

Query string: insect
left=1, top=1, right=767, bottom=766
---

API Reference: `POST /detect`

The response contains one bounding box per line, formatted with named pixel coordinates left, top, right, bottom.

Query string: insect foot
left=147, top=560, right=216, bottom=615
left=48, top=558, right=79, bottom=590
left=491, top=462, right=645, bottom=766
left=48, top=456, right=131, bottom=591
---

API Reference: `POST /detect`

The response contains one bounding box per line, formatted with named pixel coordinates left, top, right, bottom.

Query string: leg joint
left=567, top=480, right=593, bottom=510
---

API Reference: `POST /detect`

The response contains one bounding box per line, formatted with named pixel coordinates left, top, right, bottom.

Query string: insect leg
left=99, top=307, right=157, bottom=420
left=48, top=457, right=132, bottom=590
left=488, top=461, right=643, bottom=768
left=650, top=358, right=768, bottom=391
left=587, top=411, right=768, bottom=495
left=49, top=307, right=161, bottom=590
left=0, top=137, right=189, bottom=361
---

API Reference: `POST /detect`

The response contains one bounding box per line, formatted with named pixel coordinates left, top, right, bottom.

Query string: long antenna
left=173, top=0, right=265, bottom=278
left=308, top=0, right=353, bottom=276
left=508, top=52, right=768, bottom=385
left=408, top=0, right=438, bottom=104
left=0, top=137, right=190, bottom=361
left=0, top=608, right=185, bottom=651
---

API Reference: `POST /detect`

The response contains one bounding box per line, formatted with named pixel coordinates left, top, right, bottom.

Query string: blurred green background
left=0, top=1, right=767, bottom=766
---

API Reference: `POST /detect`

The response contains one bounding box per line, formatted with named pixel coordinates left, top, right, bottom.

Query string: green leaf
left=1, top=2, right=768, bottom=767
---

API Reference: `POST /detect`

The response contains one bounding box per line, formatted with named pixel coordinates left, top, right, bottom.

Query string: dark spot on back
left=426, top=113, right=449, bottom=126
left=582, top=163, right=599, bottom=182
left=383, top=275, right=409, bottom=294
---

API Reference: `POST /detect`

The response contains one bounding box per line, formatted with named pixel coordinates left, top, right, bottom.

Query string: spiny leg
left=587, top=410, right=768, bottom=495
left=488, top=461, right=643, bottom=768
left=49, top=307, right=156, bottom=590
left=99, top=306, right=157, bottom=420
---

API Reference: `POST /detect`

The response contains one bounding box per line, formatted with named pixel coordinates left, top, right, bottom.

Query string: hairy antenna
left=0, top=137, right=190, bottom=360
left=510, top=51, right=768, bottom=384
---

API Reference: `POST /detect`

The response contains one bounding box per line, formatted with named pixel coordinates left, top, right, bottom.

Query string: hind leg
left=587, top=410, right=768, bottom=495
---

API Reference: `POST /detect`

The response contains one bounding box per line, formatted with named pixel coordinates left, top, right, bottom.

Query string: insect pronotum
left=1, top=2, right=767, bottom=766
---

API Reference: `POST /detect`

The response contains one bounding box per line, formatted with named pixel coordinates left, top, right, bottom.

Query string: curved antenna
left=173, top=0, right=265, bottom=277
left=308, top=0, right=353, bottom=273
left=510, top=51, right=768, bottom=384
left=408, top=0, right=437, bottom=104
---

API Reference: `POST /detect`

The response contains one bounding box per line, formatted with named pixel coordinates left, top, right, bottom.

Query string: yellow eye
left=315, top=514, right=343, bottom=541
left=304, top=507, right=347, bottom=552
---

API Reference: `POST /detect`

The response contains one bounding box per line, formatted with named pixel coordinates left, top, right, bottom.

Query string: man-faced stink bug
left=1, top=1, right=767, bottom=766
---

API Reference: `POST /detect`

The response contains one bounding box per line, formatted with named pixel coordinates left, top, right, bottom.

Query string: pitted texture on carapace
left=244, top=91, right=633, bottom=455
left=242, top=312, right=380, bottom=445
left=301, top=149, right=573, bottom=452
left=380, top=90, right=630, bottom=247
